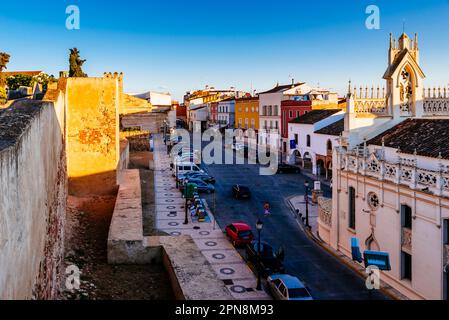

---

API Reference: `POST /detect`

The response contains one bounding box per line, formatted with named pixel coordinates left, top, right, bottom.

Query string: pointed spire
left=414, top=33, right=418, bottom=49
left=389, top=33, right=393, bottom=49
left=347, top=79, right=352, bottom=95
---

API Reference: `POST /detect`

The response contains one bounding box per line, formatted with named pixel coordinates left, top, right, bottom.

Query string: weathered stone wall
left=120, top=112, right=167, bottom=133
left=65, top=77, right=120, bottom=196
left=0, top=99, right=67, bottom=299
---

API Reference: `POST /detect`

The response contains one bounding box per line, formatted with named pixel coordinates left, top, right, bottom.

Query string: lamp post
left=175, top=157, right=179, bottom=189
left=304, top=180, right=310, bottom=229
left=184, top=180, right=189, bottom=225
left=256, top=218, right=264, bottom=291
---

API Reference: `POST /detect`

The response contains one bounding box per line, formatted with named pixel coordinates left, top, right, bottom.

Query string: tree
left=0, top=52, right=10, bottom=72
left=0, top=52, right=10, bottom=87
left=69, top=48, right=87, bottom=77
left=6, top=74, right=33, bottom=90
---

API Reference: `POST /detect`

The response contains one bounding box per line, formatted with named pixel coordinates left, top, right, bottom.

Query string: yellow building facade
left=235, top=97, right=259, bottom=130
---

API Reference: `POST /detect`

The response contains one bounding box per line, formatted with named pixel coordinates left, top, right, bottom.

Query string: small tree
left=0, top=52, right=10, bottom=72
left=69, top=48, right=87, bottom=77
left=0, top=52, right=11, bottom=87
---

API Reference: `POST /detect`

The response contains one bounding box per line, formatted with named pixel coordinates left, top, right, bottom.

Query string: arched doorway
left=292, top=150, right=302, bottom=165
left=303, top=152, right=312, bottom=170
left=316, top=159, right=326, bottom=177
left=326, top=160, right=332, bottom=180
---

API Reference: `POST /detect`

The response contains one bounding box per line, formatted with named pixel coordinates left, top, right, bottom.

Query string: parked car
left=173, top=162, right=204, bottom=177
left=267, top=274, right=313, bottom=300
left=232, top=185, right=251, bottom=199
left=181, top=172, right=216, bottom=184
left=179, top=178, right=215, bottom=194
left=245, top=241, right=285, bottom=277
left=276, top=163, right=301, bottom=174
left=225, top=223, right=254, bottom=247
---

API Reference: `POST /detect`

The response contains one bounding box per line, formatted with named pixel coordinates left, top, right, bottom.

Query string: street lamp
left=304, top=180, right=310, bottom=229
left=184, top=180, right=189, bottom=225
left=256, top=218, right=264, bottom=291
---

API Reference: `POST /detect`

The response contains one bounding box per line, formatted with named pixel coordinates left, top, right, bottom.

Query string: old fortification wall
left=0, top=99, right=67, bottom=299
left=65, top=76, right=120, bottom=196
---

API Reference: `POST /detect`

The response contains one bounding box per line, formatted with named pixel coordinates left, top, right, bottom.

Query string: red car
left=225, top=223, right=254, bottom=247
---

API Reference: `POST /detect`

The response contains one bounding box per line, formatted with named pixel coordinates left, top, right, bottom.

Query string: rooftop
left=315, top=119, right=344, bottom=136
left=367, top=119, right=449, bottom=159
left=289, top=109, right=341, bottom=125
left=1, top=71, right=43, bottom=77
left=0, top=100, right=45, bottom=151
left=259, top=82, right=305, bottom=94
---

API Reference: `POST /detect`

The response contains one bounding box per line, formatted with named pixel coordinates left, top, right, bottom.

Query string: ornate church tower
left=383, top=33, right=425, bottom=118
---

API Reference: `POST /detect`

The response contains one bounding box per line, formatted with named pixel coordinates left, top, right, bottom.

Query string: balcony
left=340, top=150, right=449, bottom=198
left=422, top=87, right=449, bottom=116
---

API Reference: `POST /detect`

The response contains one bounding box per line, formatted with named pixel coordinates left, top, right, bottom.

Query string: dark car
left=232, top=185, right=251, bottom=199
left=179, top=178, right=215, bottom=194
left=276, top=163, right=301, bottom=174
left=182, top=172, right=216, bottom=184
left=246, top=241, right=285, bottom=277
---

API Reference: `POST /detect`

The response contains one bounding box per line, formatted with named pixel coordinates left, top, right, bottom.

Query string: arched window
left=348, top=187, right=356, bottom=229
left=327, top=139, right=332, bottom=151
left=263, top=105, right=267, bottom=115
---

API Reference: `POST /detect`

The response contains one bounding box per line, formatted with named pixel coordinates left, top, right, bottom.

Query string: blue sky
left=1, top=0, right=449, bottom=100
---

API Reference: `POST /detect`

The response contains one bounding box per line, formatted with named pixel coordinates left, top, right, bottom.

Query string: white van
left=173, top=162, right=204, bottom=177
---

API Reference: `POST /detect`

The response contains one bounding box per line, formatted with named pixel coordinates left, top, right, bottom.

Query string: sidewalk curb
left=286, top=196, right=401, bottom=301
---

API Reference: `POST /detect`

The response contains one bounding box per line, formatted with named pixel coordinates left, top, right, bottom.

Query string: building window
left=444, top=220, right=449, bottom=300
left=368, top=192, right=380, bottom=211
left=294, top=134, right=298, bottom=145
left=263, top=106, right=267, bottom=115
left=348, top=187, right=356, bottom=229
left=274, top=105, right=278, bottom=116
left=401, top=205, right=412, bottom=229
left=306, top=135, right=311, bottom=147
left=296, top=111, right=300, bottom=118
left=264, top=120, right=267, bottom=130
left=401, top=251, right=412, bottom=281
left=268, top=105, right=273, bottom=116
left=289, top=110, right=293, bottom=118
left=275, top=121, right=278, bottom=129
left=327, top=139, right=332, bottom=151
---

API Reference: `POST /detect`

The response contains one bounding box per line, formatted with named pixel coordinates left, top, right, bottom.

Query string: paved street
left=201, top=145, right=387, bottom=300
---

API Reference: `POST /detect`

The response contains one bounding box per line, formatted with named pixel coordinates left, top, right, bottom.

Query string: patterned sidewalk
left=152, top=134, right=270, bottom=300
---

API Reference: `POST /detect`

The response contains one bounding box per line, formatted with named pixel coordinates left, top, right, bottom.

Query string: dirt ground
left=61, top=193, right=174, bottom=300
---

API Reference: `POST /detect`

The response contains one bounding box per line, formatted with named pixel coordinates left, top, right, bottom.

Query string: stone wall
left=65, top=77, right=120, bottom=196
left=0, top=99, right=67, bottom=299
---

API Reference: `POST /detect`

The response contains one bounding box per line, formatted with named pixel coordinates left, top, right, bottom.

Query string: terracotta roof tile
left=289, top=109, right=341, bottom=124
left=367, top=119, right=449, bottom=159
left=315, top=119, right=344, bottom=136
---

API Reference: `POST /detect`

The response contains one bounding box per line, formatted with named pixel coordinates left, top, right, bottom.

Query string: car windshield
left=238, top=231, right=252, bottom=238
left=288, top=288, right=311, bottom=299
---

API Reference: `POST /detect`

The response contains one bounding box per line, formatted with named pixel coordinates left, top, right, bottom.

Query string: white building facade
left=322, top=33, right=449, bottom=300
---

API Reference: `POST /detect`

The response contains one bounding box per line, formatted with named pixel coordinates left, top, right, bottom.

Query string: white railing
left=354, top=98, right=388, bottom=116
left=341, top=151, right=449, bottom=197
left=422, top=87, right=449, bottom=116
left=318, top=197, right=332, bottom=227
left=352, top=85, right=388, bottom=116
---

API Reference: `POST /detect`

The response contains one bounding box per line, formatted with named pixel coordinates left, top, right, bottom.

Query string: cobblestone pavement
left=152, top=134, right=271, bottom=300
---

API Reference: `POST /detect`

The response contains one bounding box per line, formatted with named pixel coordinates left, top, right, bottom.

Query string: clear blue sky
left=1, top=0, right=449, bottom=100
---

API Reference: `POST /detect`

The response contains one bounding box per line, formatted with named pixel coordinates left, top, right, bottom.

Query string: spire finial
left=348, top=79, right=352, bottom=95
